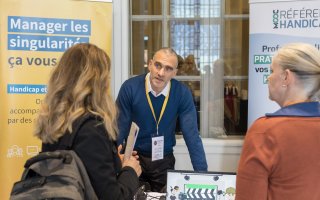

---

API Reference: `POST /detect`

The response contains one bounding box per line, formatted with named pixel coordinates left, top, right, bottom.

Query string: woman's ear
left=283, top=69, right=295, bottom=85
left=280, top=69, right=288, bottom=80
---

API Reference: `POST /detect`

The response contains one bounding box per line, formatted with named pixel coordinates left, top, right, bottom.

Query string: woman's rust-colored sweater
left=236, top=102, right=320, bottom=200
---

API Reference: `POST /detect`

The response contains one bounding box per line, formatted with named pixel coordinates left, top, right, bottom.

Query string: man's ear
left=172, top=68, right=178, bottom=76
left=148, top=60, right=153, bottom=71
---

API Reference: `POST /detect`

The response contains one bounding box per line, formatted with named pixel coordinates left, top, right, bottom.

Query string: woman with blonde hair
left=35, top=43, right=141, bottom=200
left=236, top=43, right=320, bottom=200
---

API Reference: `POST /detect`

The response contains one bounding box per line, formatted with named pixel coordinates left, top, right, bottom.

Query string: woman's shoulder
left=42, top=114, right=111, bottom=152
left=252, top=116, right=295, bottom=129
left=247, top=116, right=293, bottom=140
left=73, top=114, right=102, bottom=129
left=74, top=114, right=106, bottom=137
left=73, top=114, right=116, bottom=152
left=249, top=116, right=276, bottom=132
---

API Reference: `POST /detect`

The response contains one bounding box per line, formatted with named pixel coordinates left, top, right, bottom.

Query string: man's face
left=148, top=51, right=178, bottom=94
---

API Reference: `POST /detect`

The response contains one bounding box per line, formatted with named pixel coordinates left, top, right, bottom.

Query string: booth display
left=248, top=0, right=320, bottom=126
left=0, top=0, right=112, bottom=199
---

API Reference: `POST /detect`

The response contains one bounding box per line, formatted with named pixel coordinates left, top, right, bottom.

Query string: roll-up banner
left=0, top=0, right=112, bottom=198
left=248, top=0, right=320, bottom=126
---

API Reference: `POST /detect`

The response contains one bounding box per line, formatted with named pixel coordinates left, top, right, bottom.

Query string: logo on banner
left=6, top=145, right=40, bottom=158
left=7, top=145, right=39, bottom=158
left=7, top=145, right=23, bottom=158
left=273, top=8, right=320, bottom=29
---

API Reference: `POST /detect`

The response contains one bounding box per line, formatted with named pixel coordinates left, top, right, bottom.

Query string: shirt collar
left=266, top=102, right=320, bottom=117
left=146, top=73, right=170, bottom=97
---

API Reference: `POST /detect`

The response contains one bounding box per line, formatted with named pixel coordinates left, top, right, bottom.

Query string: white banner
left=248, top=0, right=320, bottom=126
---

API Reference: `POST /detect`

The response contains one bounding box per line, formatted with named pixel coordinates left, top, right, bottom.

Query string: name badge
left=152, top=136, right=164, bottom=161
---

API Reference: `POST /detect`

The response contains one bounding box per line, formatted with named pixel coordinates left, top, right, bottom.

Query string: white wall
left=174, top=138, right=243, bottom=172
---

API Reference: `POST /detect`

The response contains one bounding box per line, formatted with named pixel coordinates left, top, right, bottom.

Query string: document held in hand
left=124, top=122, right=139, bottom=160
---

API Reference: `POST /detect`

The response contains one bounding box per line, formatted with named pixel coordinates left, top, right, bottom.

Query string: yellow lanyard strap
left=145, top=78, right=171, bottom=135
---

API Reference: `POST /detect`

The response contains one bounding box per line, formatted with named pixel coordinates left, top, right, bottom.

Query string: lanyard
left=145, top=78, right=171, bottom=135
